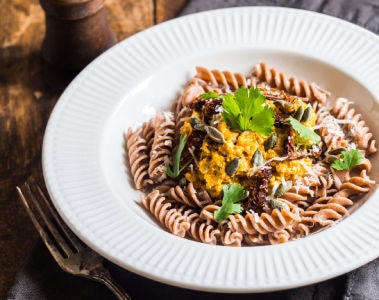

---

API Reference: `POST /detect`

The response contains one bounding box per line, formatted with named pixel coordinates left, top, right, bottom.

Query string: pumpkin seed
left=193, top=123, right=206, bottom=131
left=190, top=116, right=200, bottom=127
left=267, top=198, right=289, bottom=211
left=293, top=106, right=304, bottom=121
left=324, top=154, right=339, bottom=164
left=274, top=180, right=292, bottom=197
left=328, top=147, right=346, bottom=155
left=251, top=149, right=264, bottom=168
left=205, top=125, right=225, bottom=143
left=264, top=133, right=277, bottom=151
left=301, top=105, right=312, bottom=122
left=226, top=157, right=241, bottom=176
left=273, top=100, right=295, bottom=114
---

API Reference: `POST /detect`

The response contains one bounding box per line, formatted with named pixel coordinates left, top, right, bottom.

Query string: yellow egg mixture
left=181, top=97, right=317, bottom=198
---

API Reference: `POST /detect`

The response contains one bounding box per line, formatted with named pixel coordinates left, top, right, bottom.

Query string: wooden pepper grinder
left=40, top=0, right=117, bottom=71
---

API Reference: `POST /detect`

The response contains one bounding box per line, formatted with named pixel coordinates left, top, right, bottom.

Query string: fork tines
left=17, top=181, right=83, bottom=264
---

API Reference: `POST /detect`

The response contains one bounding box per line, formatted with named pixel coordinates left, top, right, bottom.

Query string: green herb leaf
left=214, top=184, right=245, bottom=222
left=331, top=149, right=364, bottom=170
left=166, top=134, right=191, bottom=178
left=221, top=87, right=275, bottom=135
left=200, top=91, right=220, bottom=99
left=288, top=116, right=321, bottom=146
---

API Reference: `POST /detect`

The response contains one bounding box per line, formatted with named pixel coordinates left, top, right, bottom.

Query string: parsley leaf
left=166, top=134, right=191, bottom=178
left=214, top=184, right=245, bottom=222
left=331, top=149, right=364, bottom=170
left=288, top=116, right=321, bottom=146
left=221, top=87, right=275, bottom=136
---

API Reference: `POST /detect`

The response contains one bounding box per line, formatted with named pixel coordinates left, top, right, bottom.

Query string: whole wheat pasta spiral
left=142, top=190, right=190, bottom=237
left=187, top=211, right=220, bottom=245
left=316, top=106, right=350, bottom=150
left=195, top=66, right=248, bottom=93
left=281, top=185, right=313, bottom=209
left=124, top=127, right=153, bottom=191
left=302, top=196, right=352, bottom=227
left=148, top=112, right=176, bottom=183
left=178, top=78, right=206, bottom=109
left=268, top=229, right=291, bottom=244
left=244, top=232, right=268, bottom=245
left=166, top=183, right=212, bottom=208
left=219, top=222, right=243, bottom=247
left=199, top=202, right=221, bottom=222
left=335, top=170, right=375, bottom=196
left=228, top=202, right=301, bottom=237
left=252, top=62, right=331, bottom=103
left=142, top=118, right=155, bottom=150
left=331, top=98, right=377, bottom=155
left=291, top=217, right=314, bottom=238
left=175, top=106, right=193, bottom=133
left=153, top=179, right=178, bottom=194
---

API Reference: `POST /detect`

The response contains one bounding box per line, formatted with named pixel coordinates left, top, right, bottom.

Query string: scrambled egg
left=183, top=96, right=317, bottom=198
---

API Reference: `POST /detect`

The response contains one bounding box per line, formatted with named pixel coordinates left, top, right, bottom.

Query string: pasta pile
left=124, top=62, right=377, bottom=246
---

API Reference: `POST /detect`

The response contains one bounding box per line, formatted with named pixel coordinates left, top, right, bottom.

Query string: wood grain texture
left=156, top=0, right=188, bottom=23
left=0, top=0, right=187, bottom=297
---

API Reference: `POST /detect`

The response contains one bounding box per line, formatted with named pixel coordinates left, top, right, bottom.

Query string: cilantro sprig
left=214, top=184, right=246, bottom=222
left=166, top=134, right=191, bottom=178
left=331, top=148, right=364, bottom=170
left=288, top=116, right=321, bottom=146
left=221, top=87, right=275, bottom=136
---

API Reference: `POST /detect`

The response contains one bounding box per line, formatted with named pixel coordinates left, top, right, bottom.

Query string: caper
left=264, top=133, right=277, bottom=151
left=226, top=157, right=241, bottom=177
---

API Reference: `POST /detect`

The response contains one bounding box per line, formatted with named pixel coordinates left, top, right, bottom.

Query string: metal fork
left=16, top=175, right=132, bottom=300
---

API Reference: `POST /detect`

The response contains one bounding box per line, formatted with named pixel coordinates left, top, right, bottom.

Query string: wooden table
left=0, top=0, right=187, bottom=297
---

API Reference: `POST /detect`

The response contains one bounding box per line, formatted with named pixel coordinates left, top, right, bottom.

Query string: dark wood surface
left=0, top=0, right=187, bottom=297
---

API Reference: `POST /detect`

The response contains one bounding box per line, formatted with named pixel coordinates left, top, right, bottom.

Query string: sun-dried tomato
left=243, top=167, right=272, bottom=214
left=274, top=114, right=286, bottom=128
left=202, top=98, right=223, bottom=117
left=285, top=129, right=297, bottom=157
left=191, top=98, right=206, bottom=111
left=187, top=130, right=206, bottom=150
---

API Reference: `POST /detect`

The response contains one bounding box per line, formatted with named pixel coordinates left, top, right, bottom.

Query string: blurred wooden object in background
left=0, top=0, right=187, bottom=297
left=40, top=0, right=117, bottom=70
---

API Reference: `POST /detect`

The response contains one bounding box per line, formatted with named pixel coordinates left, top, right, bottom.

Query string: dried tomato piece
left=191, top=98, right=206, bottom=111
left=202, top=98, right=223, bottom=117
left=274, top=114, right=286, bottom=128
left=285, top=129, right=297, bottom=158
left=243, top=167, right=272, bottom=214
left=187, top=130, right=206, bottom=150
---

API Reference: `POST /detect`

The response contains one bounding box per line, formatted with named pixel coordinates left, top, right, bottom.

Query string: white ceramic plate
left=43, top=7, right=379, bottom=293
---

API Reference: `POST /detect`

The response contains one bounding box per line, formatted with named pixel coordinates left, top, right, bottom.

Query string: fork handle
left=91, top=269, right=132, bottom=300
